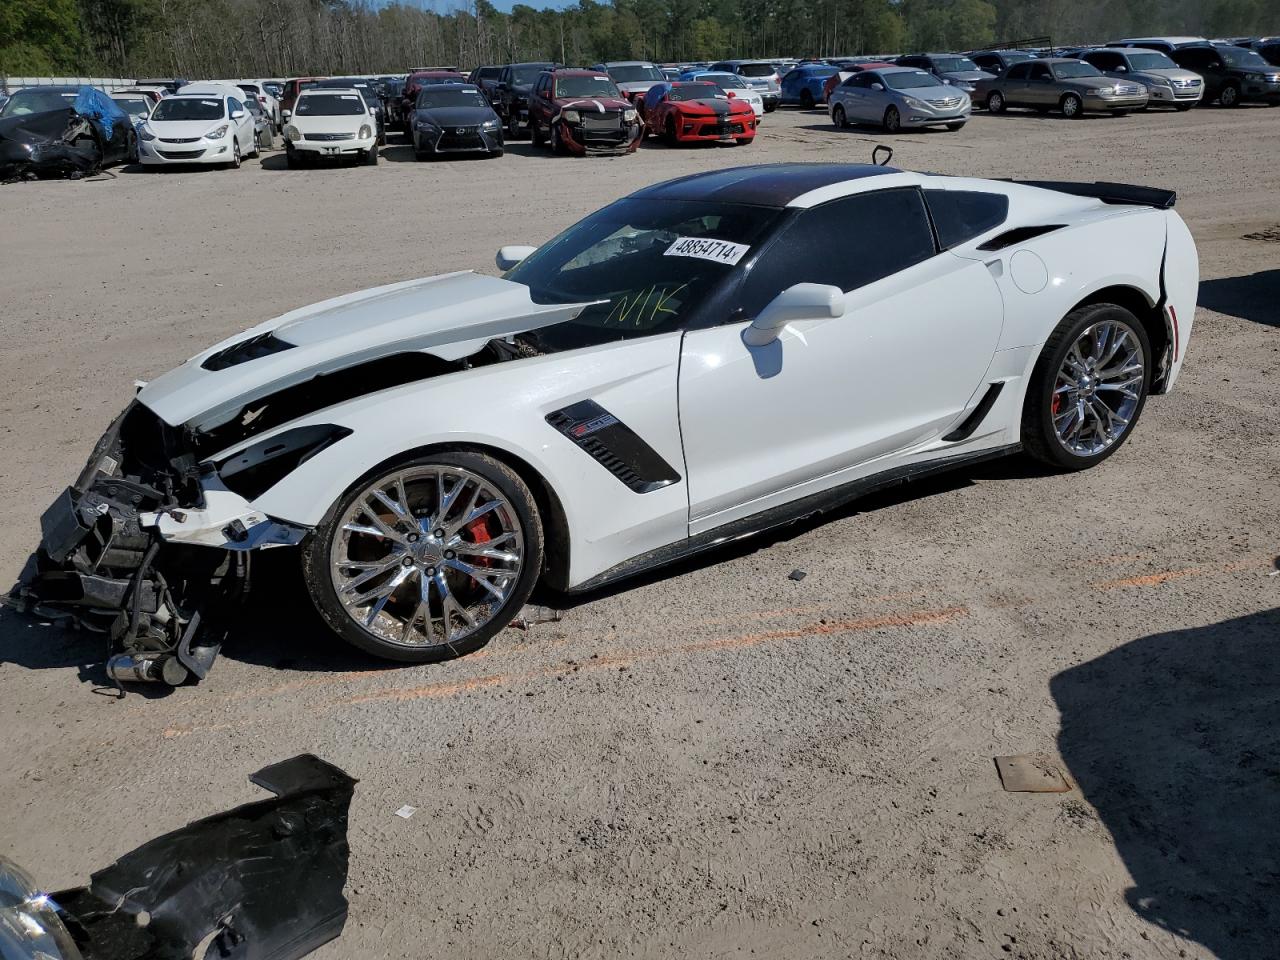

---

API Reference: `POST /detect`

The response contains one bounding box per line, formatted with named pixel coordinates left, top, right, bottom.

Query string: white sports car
left=9, top=163, right=1197, bottom=685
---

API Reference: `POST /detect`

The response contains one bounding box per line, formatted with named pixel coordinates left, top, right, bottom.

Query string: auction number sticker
left=664, top=237, right=750, bottom=265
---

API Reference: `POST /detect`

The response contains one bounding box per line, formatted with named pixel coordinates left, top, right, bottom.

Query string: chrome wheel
left=1051, top=319, right=1144, bottom=457
left=1062, top=94, right=1082, bottom=117
left=329, top=465, right=524, bottom=649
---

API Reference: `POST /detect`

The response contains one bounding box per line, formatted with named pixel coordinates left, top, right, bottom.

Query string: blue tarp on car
left=72, top=86, right=128, bottom=140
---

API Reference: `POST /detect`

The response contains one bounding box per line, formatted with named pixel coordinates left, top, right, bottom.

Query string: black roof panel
left=630, top=163, right=901, bottom=207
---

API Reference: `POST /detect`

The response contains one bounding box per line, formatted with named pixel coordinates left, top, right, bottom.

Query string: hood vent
left=202, top=333, right=295, bottom=371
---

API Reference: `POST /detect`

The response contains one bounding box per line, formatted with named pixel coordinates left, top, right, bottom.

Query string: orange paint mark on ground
left=1091, top=558, right=1263, bottom=591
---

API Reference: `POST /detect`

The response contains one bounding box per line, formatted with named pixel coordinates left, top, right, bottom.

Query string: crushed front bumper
left=558, top=118, right=643, bottom=155
left=4, top=403, right=307, bottom=688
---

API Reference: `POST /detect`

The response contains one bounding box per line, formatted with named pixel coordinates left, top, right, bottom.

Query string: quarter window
left=736, top=189, right=937, bottom=317
left=1007, top=62, right=1031, bottom=81
left=924, top=190, right=1010, bottom=248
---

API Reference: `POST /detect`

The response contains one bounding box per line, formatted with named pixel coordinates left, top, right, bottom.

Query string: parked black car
left=0, top=86, right=136, bottom=180
left=409, top=83, right=503, bottom=160
left=467, top=65, right=503, bottom=104
left=310, top=77, right=386, bottom=143
left=968, top=49, right=1039, bottom=77
left=1169, top=42, right=1280, bottom=105
left=496, top=62, right=560, bottom=137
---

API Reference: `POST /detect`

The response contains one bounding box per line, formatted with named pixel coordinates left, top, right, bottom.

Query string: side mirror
left=943, top=77, right=953, bottom=84
left=282, top=109, right=291, bottom=121
left=230, top=109, right=245, bottom=119
left=1116, top=65, right=1128, bottom=72
left=496, top=245, right=536, bottom=271
left=870, top=82, right=884, bottom=91
left=369, top=106, right=377, bottom=115
left=743, top=283, right=845, bottom=347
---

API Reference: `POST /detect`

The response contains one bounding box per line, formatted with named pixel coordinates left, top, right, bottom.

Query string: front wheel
left=986, top=90, right=1006, bottom=113
left=303, top=451, right=544, bottom=663
left=229, top=141, right=241, bottom=169
left=363, top=144, right=379, bottom=165
left=1175, top=102, right=1195, bottom=111
left=1219, top=83, right=1240, bottom=107
left=883, top=105, right=901, bottom=133
left=1060, top=92, right=1083, bottom=117
left=531, top=118, right=546, bottom=147
left=1021, top=303, right=1151, bottom=470
left=945, top=121, right=966, bottom=131
left=833, top=104, right=848, bottom=128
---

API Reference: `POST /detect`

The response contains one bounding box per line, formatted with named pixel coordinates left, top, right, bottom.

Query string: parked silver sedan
left=976, top=58, right=1149, bottom=116
left=828, top=66, right=970, bottom=132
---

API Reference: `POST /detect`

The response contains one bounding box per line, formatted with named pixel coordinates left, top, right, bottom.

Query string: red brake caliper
left=462, top=518, right=494, bottom=593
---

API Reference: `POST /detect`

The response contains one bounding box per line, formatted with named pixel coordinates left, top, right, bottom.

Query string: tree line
left=2, top=0, right=1276, bottom=79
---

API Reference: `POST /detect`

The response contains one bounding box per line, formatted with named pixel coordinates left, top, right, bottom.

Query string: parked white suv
left=283, top=87, right=379, bottom=167
left=137, top=86, right=257, bottom=169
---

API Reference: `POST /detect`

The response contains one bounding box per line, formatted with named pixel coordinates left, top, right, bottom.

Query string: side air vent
left=943, top=383, right=1004, bottom=442
left=977, top=225, right=1066, bottom=252
left=546, top=401, right=680, bottom=494
left=201, top=333, right=295, bottom=371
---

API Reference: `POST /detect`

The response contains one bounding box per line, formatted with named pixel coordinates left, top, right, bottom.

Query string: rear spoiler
left=1012, top=180, right=1177, bottom=210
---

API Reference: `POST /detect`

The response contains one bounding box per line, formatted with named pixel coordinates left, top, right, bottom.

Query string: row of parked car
left=775, top=35, right=1279, bottom=133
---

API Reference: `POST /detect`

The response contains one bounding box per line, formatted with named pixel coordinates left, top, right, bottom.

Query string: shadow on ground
left=1051, top=607, right=1280, bottom=958
left=1199, top=270, right=1279, bottom=327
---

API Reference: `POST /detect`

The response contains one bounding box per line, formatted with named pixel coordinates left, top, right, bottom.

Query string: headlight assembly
left=903, top=96, right=928, bottom=110
left=561, top=109, right=581, bottom=124
left=139, top=125, right=156, bottom=141
left=481, top=118, right=500, bottom=130
left=284, top=124, right=301, bottom=141
left=359, top=124, right=372, bottom=139
left=205, top=124, right=229, bottom=139
left=623, top=108, right=638, bottom=122
left=0, top=856, right=82, bottom=960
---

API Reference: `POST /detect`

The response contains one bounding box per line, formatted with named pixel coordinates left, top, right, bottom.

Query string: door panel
left=678, top=253, right=1004, bottom=531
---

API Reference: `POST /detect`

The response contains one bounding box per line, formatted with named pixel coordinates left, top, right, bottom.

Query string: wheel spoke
left=363, top=565, right=413, bottom=626
left=359, top=502, right=406, bottom=542
left=444, top=558, right=512, bottom=601
left=370, top=486, right=408, bottom=520
left=339, top=555, right=406, bottom=597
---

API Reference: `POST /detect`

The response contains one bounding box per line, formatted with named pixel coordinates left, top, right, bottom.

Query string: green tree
left=0, top=0, right=85, bottom=73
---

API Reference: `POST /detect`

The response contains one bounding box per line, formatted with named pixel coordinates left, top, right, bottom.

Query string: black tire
left=286, top=146, right=300, bottom=169
left=800, top=89, right=814, bottom=109
left=764, top=102, right=777, bottom=113
left=551, top=122, right=567, bottom=154
left=1021, top=303, right=1152, bottom=471
left=364, top=144, right=378, bottom=165
left=229, top=141, right=241, bottom=169
left=883, top=105, right=901, bottom=132
left=664, top=117, right=679, bottom=145
left=302, top=450, right=544, bottom=664
left=505, top=111, right=521, bottom=138
left=1175, top=102, right=1195, bottom=111
left=736, top=134, right=755, bottom=145
left=945, top=121, right=965, bottom=131
left=531, top=118, right=546, bottom=147
left=1111, top=110, right=1129, bottom=117
left=488, top=148, right=504, bottom=158
left=833, top=104, right=848, bottom=128
left=1060, top=92, right=1083, bottom=118
left=1219, top=83, right=1240, bottom=107
left=986, top=90, right=1006, bottom=113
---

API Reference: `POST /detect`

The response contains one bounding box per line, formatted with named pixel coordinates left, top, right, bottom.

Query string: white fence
left=2, top=77, right=139, bottom=93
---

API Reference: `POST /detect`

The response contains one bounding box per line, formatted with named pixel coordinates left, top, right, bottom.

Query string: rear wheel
left=1060, top=92, right=1083, bottom=117
left=1021, top=303, right=1151, bottom=471
left=303, top=451, right=544, bottom=663
left=986, top=90, right=1006, bottom=113
left=883, top=106, right=901, bottom=132
left=800, top=89, right=815, bottom=108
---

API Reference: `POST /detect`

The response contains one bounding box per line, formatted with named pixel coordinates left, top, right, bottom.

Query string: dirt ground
left=2, top=102, right=1278, bottom=960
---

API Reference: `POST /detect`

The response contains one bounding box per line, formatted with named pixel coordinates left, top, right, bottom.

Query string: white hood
left=147, top=119, right=227, bottom=139
left=293, top=113, right=368, bottom=136
left=138, top=272, right=599, bottom=430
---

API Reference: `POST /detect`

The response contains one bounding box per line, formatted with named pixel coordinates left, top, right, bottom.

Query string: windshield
left=507, top=198, right=781, bottom=351
left=804, top=66, right=838, bottom=77
left=112, top=97, right=151, bottom=119
left=1217, top=45, right=1269, bottom=68
left=933, top=56, right=979, bottom=73
left=322, top=79, right=371, bottom=90
left=608, top=65, right=663, bottom=83
left=882, top=71, right=943, bottom=90
left=417, top=88, right=488, bottom=109
left=1004, top=52, right=1035, bottom=64
left=1127, top=52, right=1177, bottom=70
left=295, top=93, right=365, bottom=116
left=0, top=89, right=79, bottom=117
left=151, top=97, right=225, bottom=121
left=668, top=83, right=722, bottom=101
left=556, top=76, right=620, bottom=98
left=702, top=74, right=746, bottom=90
left=737, top=63, right=776, bottom=77
left=512, top=66, right=551, bottom=84
left=1053, top=61, right=1101, bottom=78
left=237, top=84, right=261, bottom=95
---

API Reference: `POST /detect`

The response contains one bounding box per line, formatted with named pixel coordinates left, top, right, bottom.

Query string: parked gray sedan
left=829, top=66, right=970, bottom=132
left=976, top=58, right=1149, bottom=117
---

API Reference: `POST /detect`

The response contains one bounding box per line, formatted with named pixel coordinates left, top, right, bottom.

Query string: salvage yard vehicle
left=642, top=81, right=757, bottom=145
left=110, top=91, right=154, bottom=128
left=678, top=71, right=765, bottom=117
left=310, top=77, right=386, bottom=144
left=780, top=63, right=839, bottom=107
left=496, top=62, right=560, bottom=137
left=708, top=59, right=782, bottom=110
left=244, top=94, right=275, bottom=150
left=590, top=61, right=666, bottom=103
left=528, top=69, right=643, bottom=155
left=1167, top=43, right=1280, bottom=106
left=138, top=86, right=258, bottom=168
left=1077, top=48, right=1204, bottom=109
left=968, top=49, right=1039, bottom=78
left=6, top=162, right=1198, bottom=684
left=410, top=83, right=503, bottom=159
left=280, top=76, right=325, bottom=115
left=977, top=58, right=1149, bottom=116
left=893, top=53, right=995, bottom=95
left=284, top=87, right=379, bottom=167
left=822, top=61, right=896, bottom=104
left=0, top=86, right=136, bottom=180
left=830, top=66, right=970, bottom=132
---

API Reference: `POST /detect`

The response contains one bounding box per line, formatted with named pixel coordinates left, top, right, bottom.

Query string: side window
left=229, top=97, right=243, bottom=114
left=843, top=73, right=870, bottom=88
left=735, top=189, right=937, bottom=317
left=1006, top=63, right=1030, bottom=81
left=1029, top=63, right=1052, bottom=81
left=974, top=55, right=997, bottom=72
left=924, top=190, right=1010, bottom=248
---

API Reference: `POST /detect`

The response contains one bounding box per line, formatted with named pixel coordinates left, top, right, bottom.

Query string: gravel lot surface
left=2, top=103, right=1278, bottom=960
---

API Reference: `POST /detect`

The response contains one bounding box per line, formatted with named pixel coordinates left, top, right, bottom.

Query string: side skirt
left=568, top=442, right=1022, bottom=594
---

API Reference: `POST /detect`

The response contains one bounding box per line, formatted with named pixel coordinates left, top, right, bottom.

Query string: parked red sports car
left=644, top=81, right=757, bottom=145
left=527, top=69, right=643, bottom=155
left=822, top=61, right=897, bottom=103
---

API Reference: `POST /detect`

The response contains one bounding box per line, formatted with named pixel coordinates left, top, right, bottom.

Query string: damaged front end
left=0, top=109, right=107, bottom=182
left=3, top=401, right=303, bottom=688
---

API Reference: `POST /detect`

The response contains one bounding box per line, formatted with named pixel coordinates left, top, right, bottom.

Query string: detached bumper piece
left=50, top=754, right=356, bottom=960
left=560, top=115, right=643, bottom=155
left=4, top=404, right=247, bottom=688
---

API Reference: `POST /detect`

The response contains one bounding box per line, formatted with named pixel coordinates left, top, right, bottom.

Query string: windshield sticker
left=664, top=237, right=750, bottom=265
left=200, top=100, right=218, bottom=106
left=340, top=94, right=359, bottom=99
